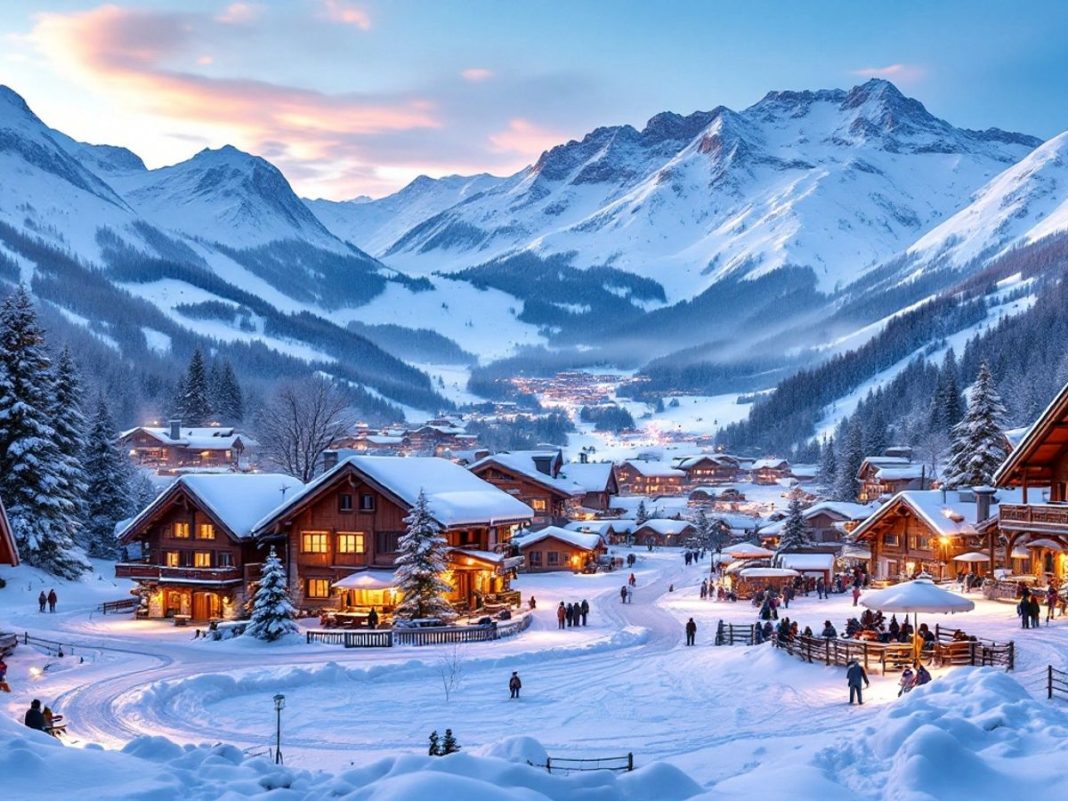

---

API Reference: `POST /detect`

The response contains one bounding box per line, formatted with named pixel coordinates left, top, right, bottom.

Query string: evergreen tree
left=775, top=490, right=810, bottom=557
left=428, top=730, right=441, bottom=756
left=694, top=507, right=712, bottom=548
left=52, top=346, right=89, bottom=550
left=244, top=547, right=299, bottom=641
left=818, top=435, right=837, bottom=491
left=833, top=421, right=864, bottom=502
left=943, top=362, right=1010, bottom=489
left=441, top=729, right=460, bottom=755
left=0, top=287, right=88, bottom=577
left=83, top=396, right=132, bottom=558
left=862, top=409, right=889, bottom=457
left=178, top=348, right=212, bottom=425
left=212, top=360, right=244, bottom=423
left=393, top=490, right=456, bottom=622
left=635, top=499, right=650, bottom=525
left=127, top=468, right=161, bottom=514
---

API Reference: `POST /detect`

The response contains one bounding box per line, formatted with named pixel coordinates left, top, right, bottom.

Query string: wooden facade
left=676, top=456, right=740, bottom=486
left=517, top=533, right=606, bottom=573
left=119, top=425, right=248, bottom=472
left=470, top=461, right=573, bottom=526
left=856, top=459, right=926, bottom=503
left=616, top=461, right=686, bottom=496
left=751, top=460, right=791, bottom=485
left=0, top=496, right=19, bottom=567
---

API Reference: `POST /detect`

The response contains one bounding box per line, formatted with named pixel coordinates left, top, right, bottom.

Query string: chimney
left=974, top=486, right=996, bottom=523
left=323, top=450, right=340, bottom=471
left=169, top=419, right=181, bottom=440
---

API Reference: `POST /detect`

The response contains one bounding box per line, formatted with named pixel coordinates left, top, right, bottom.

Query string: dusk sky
left=3, top=1, right=1067, bottom=199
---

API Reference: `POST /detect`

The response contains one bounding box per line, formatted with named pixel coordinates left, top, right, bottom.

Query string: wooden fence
left=1048, top=666, right=1068, bottom=700
left=19, top=632, right=80, bottom=657
left=97, top=598, right=139, bottom=615
left=529, top=753, right=634, bottom=774
left=305, top=614, right=533, bottom=649
left=714, top=620, right=756, bottom=646
left=0, top=632, right=16, bottom=657
left=774, top=632, right=1014, bottom=673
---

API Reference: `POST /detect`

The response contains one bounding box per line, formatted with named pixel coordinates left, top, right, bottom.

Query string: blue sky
left=3, top=1, right=1066, bottom=198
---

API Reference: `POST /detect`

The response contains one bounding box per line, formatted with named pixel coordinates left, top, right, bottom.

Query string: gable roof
left=0, top=496, right=19, bottom=566
left=634, top=519, right=695, bottom=536
left=470, top=451, right=582, bottom=497
left=802, top=501, right=878, bottom=522
left=119, top=425, right=252, bottom=450
left=850, top=488, right=1026, bottom=543
left=621, top=460, right=686, bottom=478
left=515, top=526, right=604, bottom=551
left=116, top=473, right=304, bottom=543
left=994, top=380, right=1068, bottom=486
left=559, top=462, right=617, bottom=494
left=255, top=456, right=534, bottom=532
left=752, top=459, right=790, bottom=471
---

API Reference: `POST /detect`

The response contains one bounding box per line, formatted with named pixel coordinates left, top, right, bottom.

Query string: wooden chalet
left=514, top=526, right=606, bottom=573
left=253, top=456, right=532, bottom=614
left=751, top=459, right=791, bottom=485
left=994, top=381, right=1068, bottom=580
left=856, top=456, right=927, bottom=502
left=674, top=455, right=741, bottom=486
left=119, top=420, right=252, bottom=472
left=801, top=501, right=877, bottom=543
left=469, top=450, right=581, bottom=526
left=0, top=496, right=19, bottom=567
left=632, top=518, right=696, bottom=546
left=115, top=473, right=303, bottom=621
left=616, top=460, right=686, bottom=496
left=558, top=461, right=619, bottom=512
left=848, top=488, right=1008, bottom=582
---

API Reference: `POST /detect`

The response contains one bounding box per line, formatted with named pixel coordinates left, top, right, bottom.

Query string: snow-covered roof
left=514, top=526, right=604, bottom=551
left=752, top=459, right=790, bottom=471
left=254, top=456, right=534, bottom=532
left=612, top=495, right=690, bottom=516
left=674, top=454, right=738, bottom=470
left=471, top=451, right=582, bottom=497
left=634, top=519, right=695, bottom=535
left=120, top=425, right=251, bottom=450
left=1004, top=426, right=1031, bottom=450
left=851, top=487, right=1028, bottom=542
left=802, top=501, right=878, bottom=522
left=875, top=465, right=927, bottom=481
left=790, top=464, right=819, bottom=479
left=559, top=462, right=615, bottom=493
left=564, top=520, right=616, bottom=536
left=621, top=460, right=685, bottom=478
left=117, top=473, right=304, bottom=542
left=778, top=553, right=836, bottom=572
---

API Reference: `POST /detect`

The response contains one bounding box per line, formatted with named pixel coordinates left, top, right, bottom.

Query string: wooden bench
left=173, top=614, right=191, bottom=627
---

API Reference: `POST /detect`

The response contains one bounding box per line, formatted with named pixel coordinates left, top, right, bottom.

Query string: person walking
left=815, top=577, right=825, bottom=599
left=529, top=595, right=537, bottom=610
left=1030, top=595, right=1042, bottom=629
left=626, top=585, right=633, bottom=604
left=700, top=580, right=708, bottom=600
left=37, top=591, right=46, bottom=613
left=24, top=699, right=45, bottom=731
left=557, top=602, right=566, bottom=629
left=846, top=659, right=870, bottom=705
left=47, top=589, right=57, bottom=613
left=620, top=585, right=628, bottom=604
left=565, top=602, right=574, bottom=627
left=580, top=599, right=589, bottom=626
left=685, top=617, right=697, bottom=646
left=1047, top=585, right=1058, bottom=624
left=508, top=671, right=522, bottom=699
left=1019, top=594, right=1031, bottom=629
left=851, top=586, right=861, bottom=607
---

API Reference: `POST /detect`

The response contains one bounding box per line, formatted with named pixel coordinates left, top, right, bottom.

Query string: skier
left=557, top=602, right=566, bottom=629
left=24, top=699, right=45, bottom=731
left=509, top=671, right=522, bottom=699
left=685, top=617, right=697, bottom=646
left=37, top=591, right=46, bottom=613
left=48, top=589, right=57, bottom=613
left=846, top=659, right=870, bottom=705
left=580, top=599, right=589, bottom=626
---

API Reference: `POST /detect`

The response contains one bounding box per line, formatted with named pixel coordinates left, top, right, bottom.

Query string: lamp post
left=273, top=693, right=285, bottom=764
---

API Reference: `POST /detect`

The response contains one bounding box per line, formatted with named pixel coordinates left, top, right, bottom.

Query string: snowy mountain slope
left=331, top=80, right=1040, bottom=302
left=307, top=172, right=506, bottom=257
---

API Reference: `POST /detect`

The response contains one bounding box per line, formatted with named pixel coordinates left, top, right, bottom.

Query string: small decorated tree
left=393, top=490, right=456, bottom=623
left=244, top=547, right=299, bottom=641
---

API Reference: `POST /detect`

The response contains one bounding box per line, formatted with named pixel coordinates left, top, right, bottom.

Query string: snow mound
left=473, top=736, right=549, bottom=765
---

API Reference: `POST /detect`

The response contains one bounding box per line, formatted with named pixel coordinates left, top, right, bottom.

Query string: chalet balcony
left=115, top=563, right=244, bottom=584
left=999, top=503, right=1068, bottom=533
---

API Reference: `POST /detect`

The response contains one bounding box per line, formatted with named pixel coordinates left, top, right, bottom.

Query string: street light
left=273, top=693, right=286, bottom=764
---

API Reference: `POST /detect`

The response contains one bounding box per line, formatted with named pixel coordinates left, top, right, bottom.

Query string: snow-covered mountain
left=311, top=80, right=1041, bottom=302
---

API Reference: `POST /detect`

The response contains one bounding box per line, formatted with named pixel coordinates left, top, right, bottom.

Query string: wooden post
left=862, top=642, right=868, bottom=671
left=545, top=756, right=552, bottom=774
left=1049, top=665, right=1053, bottom=700
left=627, top=752, right=634, bottom=772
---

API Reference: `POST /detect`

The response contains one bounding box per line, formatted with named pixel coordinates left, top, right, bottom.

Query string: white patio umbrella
left=1026, top=539, right=1064, bottom=551
left=860, top=578, right=975, bottom=659
left=953, top=552, right=991, bottom=562
left=738, top=567, right=800, bottom=578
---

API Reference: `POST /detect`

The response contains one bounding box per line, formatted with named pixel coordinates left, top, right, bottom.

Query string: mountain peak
left=0, top=84, right=33, bottom=117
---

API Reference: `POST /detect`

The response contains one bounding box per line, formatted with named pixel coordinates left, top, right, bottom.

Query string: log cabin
left=856, top=456, right=927, bottom=502
left=514, top=526, right=606, bottom=573
left=119, top=420, right=252, bottom=473
left=115, top=473, right=303, bottom=621
left=616, top=460, right=686, bottom=496
left=801, top=501, right=878, bottom=543
left=253, top=456, right=532, bottom=614
left=558, top=461, right=619, bottom=513
left=751, top=459, right=791, bottom=485
left=632, top=518, right=697, bottom=547
left=0, top=496, right=19, bottom=567
left=993, top=380, right=1068, bottom=581
left=673, top=455, right=741, bottom=486
left=469, top=450, right=581, bottom=526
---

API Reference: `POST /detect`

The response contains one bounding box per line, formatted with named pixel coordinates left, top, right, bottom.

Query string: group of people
left=23, top=699, right=65, bottom=736
left=556, top=600, right=590, bottom=628
left=619, top=573, right=637, bottom=604
left=37, top=589, right=58, bottom=613
left=698, top=579, right=738, bottom=602
left=1017, top=584, right=1060, bottom=628
left=682, top=549, right=705, bottom=567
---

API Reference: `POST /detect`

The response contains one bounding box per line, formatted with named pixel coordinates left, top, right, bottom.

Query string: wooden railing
left=97, top=598, right=139, bottom=615
left=1048, top=666, right=1068, bottom=700
left=306, top=615, right=532, bottom=648
left=773, top=632, right=1014, bottom=673
left=306, top=630, right=394, bottom=648
left=496, top=613, right=533, bottom=639
left=394, top=624, right=499, bottom=646
left=999, top=504, right=1068, bottom=529
left=115, top=563, right=243, bottom=582
left=714, top=620, right=756, bottom=646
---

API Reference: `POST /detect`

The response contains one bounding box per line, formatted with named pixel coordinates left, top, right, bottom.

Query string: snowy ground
left=2, top=553, right=1068, bottom=799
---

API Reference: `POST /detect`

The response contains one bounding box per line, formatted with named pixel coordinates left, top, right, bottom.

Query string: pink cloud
left=217, top=3, right=261, bottom=24
left=852, top=63, right=925, bottom=84
left=319, top=0, right=371, bottom=30
left=461, top=67, right=494, bottom=82
left=489, top=118, right=563, bottom=156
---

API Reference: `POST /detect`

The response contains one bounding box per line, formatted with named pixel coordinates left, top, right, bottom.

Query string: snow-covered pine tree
left=694, top=507, right=712, bottom=548
left=213, top=360, right=244, bottom=423
left=393, top=489, right=456, bottom=623
left=775, top=490, right=809, bottom=559
left=179, top=348, right=212, bottom=425
left=83, top=395, right=132, bottom=558
left=943, top=362, right=1010, bottom=489
left=244, top=546, right=299, bottom=641
left=862, top=408, right=889, bottom=457
left=833, top=421, right=864, bottom=502
left=635, top=499, right=649, bottom=525
left=52, top=346, right=89, bottom=550
left=441, top=729, right=460, bottom=755
left=0, top=287, right=88, bottom=578
left=818, top=435, right=837, bottom=491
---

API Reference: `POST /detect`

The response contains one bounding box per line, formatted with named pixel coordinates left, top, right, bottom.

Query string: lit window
left=301, top=531, right=329, bottom=554
left=531, top=499, right=548, bottom=512
left=306, top=578, right=331, bottom=598
left=197, top=523, right=215, bottom=540
left=194, top=551, right=212, bottom=568
left=174, top=522, right=190, bottom=539
left=337, top=532, right=365, bottom=554
left=165, top=551, right=180, bottom=567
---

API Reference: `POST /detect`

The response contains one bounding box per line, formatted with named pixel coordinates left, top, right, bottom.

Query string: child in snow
left=898, top=667, right=916, bottom=696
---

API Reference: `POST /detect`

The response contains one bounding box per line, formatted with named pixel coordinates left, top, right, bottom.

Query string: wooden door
left=192, top=592, right=221, bottom=620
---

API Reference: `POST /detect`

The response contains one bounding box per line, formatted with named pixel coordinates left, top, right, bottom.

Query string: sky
left=3, top=1, right=1068, bottom=200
